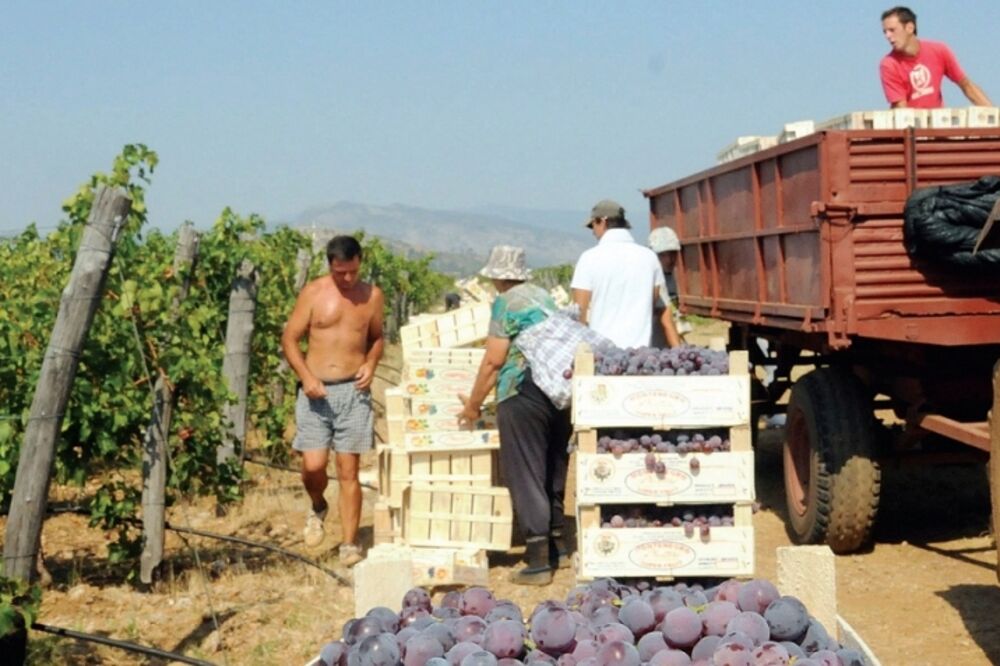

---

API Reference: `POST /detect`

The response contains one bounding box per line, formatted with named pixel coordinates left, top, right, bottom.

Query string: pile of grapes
left=594, top=346, right=729, bottom=377
left=318, top=578, right=868, bottom=666
left=600, top=505, right=735, bottom=535
left=596, top=431, right=731, bottom=455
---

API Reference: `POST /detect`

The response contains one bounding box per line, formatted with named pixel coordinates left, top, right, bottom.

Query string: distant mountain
left=461, top=205, right=586, bottom=236
left=289, top=202, right=593, bottom=275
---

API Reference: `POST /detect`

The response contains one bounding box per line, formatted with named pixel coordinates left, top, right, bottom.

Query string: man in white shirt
left=571, top=200, right=681, bottom=349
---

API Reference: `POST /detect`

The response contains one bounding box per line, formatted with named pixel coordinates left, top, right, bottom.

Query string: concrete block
left=776, top=545, right=837, bottom=635
left=353, top=544, right=414, bottom=617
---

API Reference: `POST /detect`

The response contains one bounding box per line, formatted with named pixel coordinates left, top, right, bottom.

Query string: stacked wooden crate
left=572, top=345, right=755, bottom=581
left=371, top=305, right=513, bottom=586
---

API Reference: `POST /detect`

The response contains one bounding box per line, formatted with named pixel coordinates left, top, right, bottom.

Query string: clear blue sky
left=3, top=2, right=999, bottom=234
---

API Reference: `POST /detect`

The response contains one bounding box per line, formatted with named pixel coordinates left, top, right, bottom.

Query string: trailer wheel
left=783, top=367, right=881, bottom=553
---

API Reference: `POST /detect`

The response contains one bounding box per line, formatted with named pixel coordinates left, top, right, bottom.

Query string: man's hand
left=302, top=375, right=327, bottom=399
left=457, top=393, right=481, bottom=430
left=355, top=362, right=376, bottom=391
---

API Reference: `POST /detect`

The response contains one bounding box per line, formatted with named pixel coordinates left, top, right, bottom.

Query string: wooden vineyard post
left=991, top=359, right=1000, bottom=583
left=3, top=187, right=132, bottom=581
left=140, top=223, right=200, bottom=584
left=217, top=259, right=259, bottom=464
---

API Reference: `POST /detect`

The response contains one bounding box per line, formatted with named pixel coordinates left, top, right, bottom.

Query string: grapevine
left=0, top=146, right=450, bottom=571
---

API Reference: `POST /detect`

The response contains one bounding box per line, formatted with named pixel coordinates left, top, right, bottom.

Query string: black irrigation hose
left=243, top=456, right=379, bottom=491
left=46, top=506, right=350, bottom=586
left=31, top=622, right=216, bottom=666
left=162, top=521, right=351, bottom=586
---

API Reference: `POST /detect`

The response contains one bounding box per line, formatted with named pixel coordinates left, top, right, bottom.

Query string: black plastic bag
left=903, top=175, right=1000, bottom=269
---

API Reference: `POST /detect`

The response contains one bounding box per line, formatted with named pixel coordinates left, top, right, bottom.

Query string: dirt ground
left=5, top=343, right=1000, bottom=665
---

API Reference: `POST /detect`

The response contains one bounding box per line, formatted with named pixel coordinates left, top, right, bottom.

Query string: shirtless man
left=282, top=235, right=384, bottom=565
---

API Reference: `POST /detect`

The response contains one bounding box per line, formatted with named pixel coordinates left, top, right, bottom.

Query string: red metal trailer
left=643, top=127, right=1000, bottom=555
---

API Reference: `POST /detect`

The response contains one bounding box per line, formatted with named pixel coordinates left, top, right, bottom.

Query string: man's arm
left=281, top=284, right=325, bottom=398
left=458, top=336, right=509, bottom=425
left=654, top=287, right=681, bottom=348
left=958, top=78, right=993, bottom=106
left=355, top=286, right=385, bottom=390
left=573, top=289, right=592, bottom=325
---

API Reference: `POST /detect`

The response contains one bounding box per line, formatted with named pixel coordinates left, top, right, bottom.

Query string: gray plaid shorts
left=293, top=379, right=374, bottom=454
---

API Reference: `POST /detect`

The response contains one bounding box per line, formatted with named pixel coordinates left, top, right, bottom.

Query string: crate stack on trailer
left=370, top=302, right=514, bottom=586
left=571, top=344, right=756, bottom=581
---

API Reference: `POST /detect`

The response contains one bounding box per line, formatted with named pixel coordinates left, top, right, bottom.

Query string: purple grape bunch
left=596, top=430, right=730, bottom=455
left=594, top=344, right=729, bottom=377
left=318, top=578, right=868, bottom=666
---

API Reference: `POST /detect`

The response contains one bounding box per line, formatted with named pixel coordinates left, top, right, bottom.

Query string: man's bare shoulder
left=298, top=276, right=332, bottom=299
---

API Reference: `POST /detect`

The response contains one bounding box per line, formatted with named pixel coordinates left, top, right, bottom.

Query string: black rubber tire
left=782, top=367, right=881, bottom=553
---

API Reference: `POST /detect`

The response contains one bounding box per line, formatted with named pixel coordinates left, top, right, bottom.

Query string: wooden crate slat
left=492, top=492, right=513, bottom=548
left=405, top=487, right=431, bottom=543
left=450, top=452, right=472, bottom=481
left=381, top=448, right=497, bottom=508
left=469, top=493, right=493, bottom=545
left=405, top=347, right=485, bottom=368
left=404, top=429, right=500, bottom=452
left=576, top=450, right=755, bottom=505
left=430, top=489, right=452, bottom=542
left=384, top=389, right=409, bottom=420
left=403, top=485, right=513, bottom=551
left=450, top=490, right=474, bottom=543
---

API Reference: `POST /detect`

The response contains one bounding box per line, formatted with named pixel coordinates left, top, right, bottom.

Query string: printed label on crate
left=572, top=376, right=749, bottom=427
left=580, top=527, right=754, bottom=578
left=404, top=429, right=500, bottom=451
left=411, top=548, right=489, bottom=587
left=396, top=415, right=497, bottom=433
left=407, top=366, right=479, bottom=382
left=577, top=452, right=754, bottom=504
left=410, top=398, right=497, bottom=416
left=403, top=379, right=475, bottom=396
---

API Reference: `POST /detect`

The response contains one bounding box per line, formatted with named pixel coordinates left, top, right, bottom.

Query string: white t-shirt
left=571, top=228, right=665, bottom=349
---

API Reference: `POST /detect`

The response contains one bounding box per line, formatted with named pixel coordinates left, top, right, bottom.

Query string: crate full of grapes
left=572, top=346, right=750, bottom=429
left=577, top=503, right=754, bottom=580
left=576, top=428, right=754, bottom=505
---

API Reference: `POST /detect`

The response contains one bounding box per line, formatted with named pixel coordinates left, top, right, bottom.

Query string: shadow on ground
left=937, top=584, right=1000, bottom=664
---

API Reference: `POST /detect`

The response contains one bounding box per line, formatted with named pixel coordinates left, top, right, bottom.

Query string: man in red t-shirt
left=879, top=6, right=992, bottom=109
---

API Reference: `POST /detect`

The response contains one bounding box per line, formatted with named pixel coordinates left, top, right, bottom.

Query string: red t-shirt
left=879, top=39, right=967, bottom=108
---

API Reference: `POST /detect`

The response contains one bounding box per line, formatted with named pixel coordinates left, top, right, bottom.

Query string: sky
left=3, top=1, right=1000, bottom=235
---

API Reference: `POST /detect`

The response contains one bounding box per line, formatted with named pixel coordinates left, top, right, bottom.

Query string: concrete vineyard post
left=217, top=258, right=259, bottom=464
left=3, top=186, right=132, bottom=581
left=140, top=222, right=200, bottom=584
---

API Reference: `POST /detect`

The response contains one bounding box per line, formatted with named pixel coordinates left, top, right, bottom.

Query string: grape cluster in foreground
left=318, top=578, right=868, bottom=666
left=596, top=431, right=731, bottom=455
left=594, top=346, right=729, bottom=377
